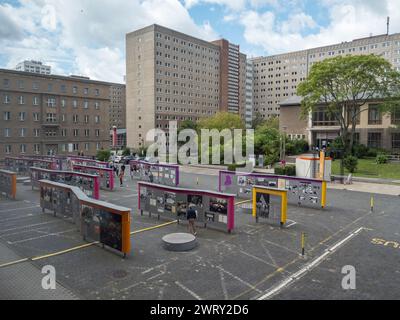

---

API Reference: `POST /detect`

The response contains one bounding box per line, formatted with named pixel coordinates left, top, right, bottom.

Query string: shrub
left=352, top=144, right=369, bottom=159
left=275, top=165, right=296, bottom=176
left=343, top=156, right=358, bottom=173
left=96, top=150, right=111, bottom=162
left=376, top=153, right=389, bottom=164
left=265, top=153, right=280, bottom=166
left=227, top=162, right=248, bottom=171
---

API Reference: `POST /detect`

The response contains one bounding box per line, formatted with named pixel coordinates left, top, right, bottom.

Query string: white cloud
left=0, top=0, right=218, bottom=82
left=239, top=0, right=400, bottom=56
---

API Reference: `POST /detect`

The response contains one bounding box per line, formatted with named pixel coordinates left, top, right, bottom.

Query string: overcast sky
left=1, top=0, right=399, bottom=83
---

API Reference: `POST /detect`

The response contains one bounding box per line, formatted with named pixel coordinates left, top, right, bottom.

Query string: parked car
left=114, top=155, right=123, bottom=163
left=123, top=155, right=135, bottom=164
left=144, top=156, right=159, bottom=164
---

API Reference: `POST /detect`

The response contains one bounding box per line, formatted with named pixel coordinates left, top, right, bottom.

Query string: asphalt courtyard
left=0, top=170, right=399, bottom=300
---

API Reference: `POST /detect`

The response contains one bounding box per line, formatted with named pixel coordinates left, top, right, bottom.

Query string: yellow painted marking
left=235, top=200, right=251, bottom=206
left=0, top=258, right=29, bottom=268
left=31, top=242, right=99, bottom=261
left=130, top=220, right=178, bottom=235
left=1, top=220, right=178, bottom=268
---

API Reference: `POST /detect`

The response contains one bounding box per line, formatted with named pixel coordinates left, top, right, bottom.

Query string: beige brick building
left=0, top=69, right=116, bottom=159
left=280, top=96, right=400, bottom=152
left=252, top=33, right=400, bottom=120
left=126, top=24, right=249, bottom=150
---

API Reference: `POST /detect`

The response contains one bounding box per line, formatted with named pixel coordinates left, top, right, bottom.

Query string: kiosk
left=0, top=169, right=17, bottom=200
left=130, top=160, right=179, bottom=186
left=72, top=164, right=114, bottom=191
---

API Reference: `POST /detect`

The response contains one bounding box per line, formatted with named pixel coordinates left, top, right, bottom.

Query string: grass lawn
left=331, top=157, right=400, bottom=180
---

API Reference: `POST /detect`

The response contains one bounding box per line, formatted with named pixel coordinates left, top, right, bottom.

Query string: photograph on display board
left=99, top=210, right=122, bottom=252
left=188, top=194, right=203, bottom=207
left=164, top=192, right=176, bottom=213
left=157, top=196, right=165, bottom=213
left=237, top=176, right=246, bottom=186
left=82, top=206, right=100, bottom=243
left=176, top=201, right=187, bottom=217
left=209, top=197, right=228, bottom=215
left=256, top=193, right=271, bottom=219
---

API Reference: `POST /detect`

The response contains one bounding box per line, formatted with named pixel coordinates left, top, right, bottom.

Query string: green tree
left=178, top=119, right=199, bottom=133
left=254, top=124, right=281, bottom=166
left=122, top=147, right=131, bottom=157
left=96, top=150, right=111, bottom=162
left=297, top=54, right=400, bottom=155
left=198, top=112, right=245, bottom=131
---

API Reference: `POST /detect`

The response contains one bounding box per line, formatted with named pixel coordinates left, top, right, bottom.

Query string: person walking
left=149, top=171, right=154, bottom=183
left=130, top=165, right=134, bottom=180
left=186, top=204, right=197, bottom=236
left=119, top=168, right=125, bottom=187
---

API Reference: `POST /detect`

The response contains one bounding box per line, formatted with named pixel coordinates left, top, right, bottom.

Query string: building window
left=47, top=97, right=56, bottom=107
left=33, top=113, right=40, bottom=121
left=34, top=129, right=40, bottom=137
left=20, top=128, right=26, bottom=137
left=46, top=113, right=57, bottom=123
left=19, top=112, right=26, bottom=121
left=18, top=96, right=25, bottom=105
left=3, top=94, right=10, bottom=104
left=95, top=115, right=100, bottom=123
left=20, top=144, right=26, bottom=154
left=95, top=102, right=100, bottom=110
left=347, top=106, right=361, bottom=125
left=392, top=133, right=400, bottom=150
left=61, top=85, right=67, bottom=93
left=95, top=129, right=100, bottom=137
left=61, top=99, right=66, bottom=108
left=72, top=86, right=78, bottom=94
left=85, top=143, right=90, bottom=151
left=84, top=101, right=89, bottom=109
left=61, top=129, right=67, bottom=137
left=34, top=144, right=40, bottom=154
left=84, top=115, right=89, bottom=123
left=5, top=145, right=12, bottom=154
left=96, top=142, right=101, bottom=150
left=33, top=96, right=39, bottom=106
left=32, top=82, right=39, bottom=90
left=312, top=106, right=338, bottom=126
left=4, top=128, right=11, bottom=137
left=48, top=83, right=53, bottom=92
left=18, top=80, right=24, bottom=89
left=391, top=109, right=400, bottom=125
left=368, top=105, right=382, bottom=125
left=73, top=115, right=78, bottom=123
left=73, top=129, right=79, bottom=137
left=368, top=132, right=382, bottom=148
left=95, top=89, right=100, bottom=96
left=3, top=79, right=10, bottom=88
left=84, top=88, right=89, bottom=95
left=73, top=100, right=78, bottom=108
left=73, top=143, right=79, bottom=151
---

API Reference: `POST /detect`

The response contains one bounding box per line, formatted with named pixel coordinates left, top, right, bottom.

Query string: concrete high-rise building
left=244, top=60, right=254, bottom=129
left=126, top=24, right=250, bottom=149
left=0, top=68, right=118, bottom=159
left=16, top=60, right=51, bottom=75
left=109, top=84, right=126, bottom=130
left=251, top=33, right=400, bottom=120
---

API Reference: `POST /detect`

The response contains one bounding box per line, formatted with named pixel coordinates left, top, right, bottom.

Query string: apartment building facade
left=126, top=24, right=250, bottom=150
left=0, top=69, right=112, bottom=159
left=252, top=33, right=400, bottom=120
left=109, top=84, right=126, bottom=130
left=280, top=96, right=400, bottom=152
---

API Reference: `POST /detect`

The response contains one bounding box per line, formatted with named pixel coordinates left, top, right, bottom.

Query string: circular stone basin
left=162, top=233, right=197, bottom=252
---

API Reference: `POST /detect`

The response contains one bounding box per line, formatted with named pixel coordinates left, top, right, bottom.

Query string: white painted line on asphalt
left=256, top=227, right=365, bottom=300
left=0, top=205, right=39, bottom=213
left=175, top=281, right=203, bottom=300
left=0, top=221, right=59, bottom=233
left=285, top=220, right=297, bottom=228
left=216, top=265, right=262, bottom=294
left=7, top=228, right=76, bottom=244
left=0, top=214, right=35, bottom=223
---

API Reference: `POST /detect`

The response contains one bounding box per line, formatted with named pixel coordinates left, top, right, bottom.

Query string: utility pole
left=387, top=16, right=390, bottom=35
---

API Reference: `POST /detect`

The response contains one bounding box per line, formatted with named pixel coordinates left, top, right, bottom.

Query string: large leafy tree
left=198, top=112, right=245, bottom=131
left=297, top=54, right=400, bottom=154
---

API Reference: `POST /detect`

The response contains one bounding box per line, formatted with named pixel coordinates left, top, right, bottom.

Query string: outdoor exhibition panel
left=68, top=157, right=109, bottom=169
left=0, top=170, right=17, bottom=200
left=39, top=180, right=131, bottom=256
left=130, top=160, right=179, bottom=186
left=252, top=186, right=288, bottom=227
left=72, top=164, right=114, bottom=191
left=5, top=157, right=56, bottom=175
left=219, top=170, right=327, bottom=209
left=22, top=155, right=67, bottom=171
left=138, top=181, right=235, bottom=233
left=30, top=167, right=100, bottom=199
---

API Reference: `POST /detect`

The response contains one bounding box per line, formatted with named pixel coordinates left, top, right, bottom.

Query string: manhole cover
left=112, top=270, right=128, bottom=279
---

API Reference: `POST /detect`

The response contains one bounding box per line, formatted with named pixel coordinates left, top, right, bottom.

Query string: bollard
left=301, top=232, right=306, bottom=257
left=370, top=195, right=374, bottom=212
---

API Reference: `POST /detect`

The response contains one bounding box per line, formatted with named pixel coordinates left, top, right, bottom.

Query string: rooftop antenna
left=387, top=16, right=390, bottom=35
